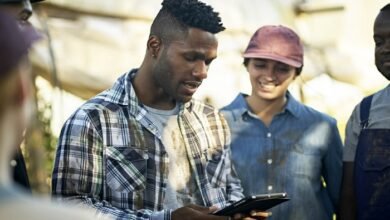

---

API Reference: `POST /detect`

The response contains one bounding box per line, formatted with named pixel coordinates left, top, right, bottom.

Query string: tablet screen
left=213, top=192, right=289, bottom=216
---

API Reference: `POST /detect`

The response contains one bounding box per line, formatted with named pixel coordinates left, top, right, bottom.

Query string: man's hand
left=171, top=204, right=226, bottom=220
left=232, top=210, right=272, bottom=220
left=172, top=205, right=271, bottom=220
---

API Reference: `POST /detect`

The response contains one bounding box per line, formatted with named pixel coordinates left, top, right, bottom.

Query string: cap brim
left=243, top=53, right=302, bottom=68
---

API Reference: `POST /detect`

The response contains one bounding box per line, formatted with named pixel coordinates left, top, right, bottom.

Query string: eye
left=275, top=64, right=293, bottom=74
left=374, top=37, right=384, bottom=47
left=253, top=62, right=266, bottom=69
left=184, top=54, right=196, bottom=62
left=205, top=59, right=214, bottom=66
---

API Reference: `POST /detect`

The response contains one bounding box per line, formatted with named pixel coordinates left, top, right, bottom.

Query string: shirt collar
left=105, top=69, right=193, bottom=115
left=230, top=92, right=301, bottom=119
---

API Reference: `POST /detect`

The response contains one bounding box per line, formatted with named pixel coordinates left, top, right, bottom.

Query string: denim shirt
left=221, top=93, right=343, bottom=220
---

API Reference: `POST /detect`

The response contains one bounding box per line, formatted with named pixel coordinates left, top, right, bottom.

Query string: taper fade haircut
left=150, top=0, right=225, bottom=44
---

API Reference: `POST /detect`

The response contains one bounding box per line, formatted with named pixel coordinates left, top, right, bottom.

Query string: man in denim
left=221, top=25, right=343, bottom=220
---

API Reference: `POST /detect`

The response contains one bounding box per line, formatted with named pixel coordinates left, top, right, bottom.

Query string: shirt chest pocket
left=105, top=146, right=148, bottom=192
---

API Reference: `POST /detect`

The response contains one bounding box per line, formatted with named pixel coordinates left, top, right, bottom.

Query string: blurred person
left=340, top=3, right=390, bottom=220
left=51, top=0, right=269, bottom=219
left=0, top=10, right=109, bottom=220
left=220, top=25, right=343, bottom=220
left=0, top=0, right=45, bottom=191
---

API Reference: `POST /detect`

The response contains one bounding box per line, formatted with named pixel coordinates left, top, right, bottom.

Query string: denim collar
left=228, top=92, right=301, bottom=119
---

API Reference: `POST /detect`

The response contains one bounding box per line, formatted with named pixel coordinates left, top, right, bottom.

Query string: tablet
left=213, top=192, right=289, bottom=216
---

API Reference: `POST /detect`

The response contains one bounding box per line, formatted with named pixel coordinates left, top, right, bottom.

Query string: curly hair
left=150, top=0, right=225, bottom=44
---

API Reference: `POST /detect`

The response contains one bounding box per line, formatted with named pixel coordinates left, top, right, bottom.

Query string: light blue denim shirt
left=221, top=93, right=343, bottom=220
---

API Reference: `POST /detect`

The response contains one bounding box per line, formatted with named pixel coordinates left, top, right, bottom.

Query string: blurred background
left=24, top=0, right=389, bottom=193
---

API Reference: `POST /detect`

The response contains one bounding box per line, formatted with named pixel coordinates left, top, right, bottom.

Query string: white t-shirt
left=144, top=104, right=202, bottom=209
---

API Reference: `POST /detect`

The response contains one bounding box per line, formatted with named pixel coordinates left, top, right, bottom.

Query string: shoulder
left=297, top=103, right=337, bottom=125
left=220, top=93, right=246, bottom=112
left=71, top=73, right=133, bottom=120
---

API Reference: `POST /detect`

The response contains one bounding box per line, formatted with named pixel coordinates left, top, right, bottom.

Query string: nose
left=192, top=61, right=208, bottom=79
left=261, top=67, right=277, bottom=81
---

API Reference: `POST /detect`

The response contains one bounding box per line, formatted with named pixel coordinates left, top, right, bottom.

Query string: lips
left=181, top=80, right=202, bottom=94
left=258, top=80, right=278, bottom=89
left=183, top=81, right=201, bottom=89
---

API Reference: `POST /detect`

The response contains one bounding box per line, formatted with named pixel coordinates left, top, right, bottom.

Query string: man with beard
left=52, top=0, right=268, bottom=220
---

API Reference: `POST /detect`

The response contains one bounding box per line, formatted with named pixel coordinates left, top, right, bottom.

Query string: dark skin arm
left=172, top=204, right=269, bottom=220
left=339, top=162, right=357, bottom=220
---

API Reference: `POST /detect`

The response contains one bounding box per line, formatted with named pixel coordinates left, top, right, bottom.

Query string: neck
left=133, top=65, right=176, bottom=110
left=246, top=94, right=287, bottom=126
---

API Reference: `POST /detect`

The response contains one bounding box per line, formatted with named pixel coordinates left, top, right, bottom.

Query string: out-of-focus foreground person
left=220, top=25, right=343, bottom=220
left=340, top=3, right=390, bottom=220
left=0, top=10, right=109, bottom=220
left=0, top=0, right=44, bottom=192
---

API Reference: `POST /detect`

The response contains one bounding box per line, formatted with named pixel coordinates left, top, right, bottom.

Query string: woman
left=221, top=25, right=343, bottom=220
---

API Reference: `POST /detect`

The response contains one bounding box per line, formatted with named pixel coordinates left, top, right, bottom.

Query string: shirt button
left=268, top=185, right=273, bottom=191
left=267, top=132, right=272, bottom=138
left=267, top=159, right=273, bottom=165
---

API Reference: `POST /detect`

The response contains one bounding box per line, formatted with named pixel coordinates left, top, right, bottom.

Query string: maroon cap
left=0, top=10, right=41, bottom=78
left=243, top=25, right=304, bottom=68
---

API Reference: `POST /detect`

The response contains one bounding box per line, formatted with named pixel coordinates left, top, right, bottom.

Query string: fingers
left=250, top=211, right=272, bottom=218
left=186, top=204, right=218, bottom=214
left=232, top=211, right=272, bottom=219
left=208, top=205, right=219, bottom=213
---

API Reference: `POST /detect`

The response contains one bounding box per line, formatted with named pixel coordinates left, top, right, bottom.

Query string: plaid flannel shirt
left=52, top=69, right=244, bottom=220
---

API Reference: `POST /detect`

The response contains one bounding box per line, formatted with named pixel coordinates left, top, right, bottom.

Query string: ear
left=147, top=35, right=162, bottom=58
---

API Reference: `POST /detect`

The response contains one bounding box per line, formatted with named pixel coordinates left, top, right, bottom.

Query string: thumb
left=187, top=204, right=217, bottom=214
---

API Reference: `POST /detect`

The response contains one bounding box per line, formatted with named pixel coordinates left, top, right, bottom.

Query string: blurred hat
left=0, top=10, right=41, bottom=77
left=0, top=0, right=44, bottom=3
left=243, top=25, right=304, bottom=68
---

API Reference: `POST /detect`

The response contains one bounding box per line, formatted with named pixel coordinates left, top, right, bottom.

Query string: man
left=52, top=0, right=267, bottom=219
left=0, top=0, right=44, bottom=191
left=340, top=3, right=390, bottom=220
left=0, top=10, right=106, bottom=220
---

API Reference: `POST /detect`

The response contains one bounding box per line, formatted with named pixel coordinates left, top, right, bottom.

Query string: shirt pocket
left=105, top=146, right=148, bottom=192
left=290, top=143, right=322, bottom=179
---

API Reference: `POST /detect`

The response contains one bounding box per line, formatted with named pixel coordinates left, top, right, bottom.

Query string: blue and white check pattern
left=52, top=69, right=244, bottom=220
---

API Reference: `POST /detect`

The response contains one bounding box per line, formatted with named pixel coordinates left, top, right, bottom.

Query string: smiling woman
left=220, top=25, right=343, bottom=220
